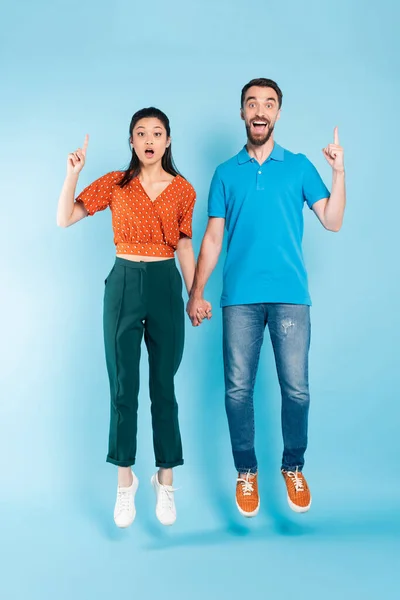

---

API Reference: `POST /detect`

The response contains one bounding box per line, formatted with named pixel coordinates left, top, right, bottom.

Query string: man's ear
left=240, top=108, right=245, bottom=121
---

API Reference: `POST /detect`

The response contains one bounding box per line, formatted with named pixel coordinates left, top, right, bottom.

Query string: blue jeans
left=223, top=303, right=311, bottom=474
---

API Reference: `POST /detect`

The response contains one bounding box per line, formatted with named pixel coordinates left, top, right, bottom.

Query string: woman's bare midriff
left=116, top=254, right=172, bottom=262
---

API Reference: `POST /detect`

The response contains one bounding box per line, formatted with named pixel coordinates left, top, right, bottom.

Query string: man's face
left=241, top=86, right=281, bottom=146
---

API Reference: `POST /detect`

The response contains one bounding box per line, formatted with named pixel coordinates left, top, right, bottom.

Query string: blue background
left=1, top=1, right=399, bottom=598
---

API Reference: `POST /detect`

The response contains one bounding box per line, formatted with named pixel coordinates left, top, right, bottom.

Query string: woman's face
left=131, top=117, right=170, bottom=165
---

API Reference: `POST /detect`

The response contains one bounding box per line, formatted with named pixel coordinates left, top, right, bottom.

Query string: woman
left=57, top=107, right=206, bottom=528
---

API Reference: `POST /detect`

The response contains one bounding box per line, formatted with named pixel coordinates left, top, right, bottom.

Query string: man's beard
left=245, top=121, right=274, bottom=146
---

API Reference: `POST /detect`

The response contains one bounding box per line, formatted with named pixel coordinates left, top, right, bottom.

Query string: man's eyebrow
left=246, top=96, right=277, bottom=103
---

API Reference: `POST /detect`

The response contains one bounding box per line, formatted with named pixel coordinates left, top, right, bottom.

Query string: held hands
left=322, top=127, right=344, bottom=172
left=186, top=296, right=212, bottom=327
left=67, top=134, right=89, bottom=176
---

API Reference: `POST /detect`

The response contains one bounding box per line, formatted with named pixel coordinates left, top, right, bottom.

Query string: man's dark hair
left=241, top=78, right=283, bottom=109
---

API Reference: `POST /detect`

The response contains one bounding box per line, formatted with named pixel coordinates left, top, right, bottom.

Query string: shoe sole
left=287, top=494, right=312, bottom=514
left=151, top=475, right=177, bottom=526
left=114, top=513, right=136, bottom=529
left=236, top=499, right=260, bottom=518
left=114, top=474, right=139, bottom=528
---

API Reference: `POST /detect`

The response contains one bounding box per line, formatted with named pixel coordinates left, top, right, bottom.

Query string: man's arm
left=312, top=169, right=346, bottom=232
left=312, top=126, right=346, bottom=232
left=186, top=217, right=225, bottom=327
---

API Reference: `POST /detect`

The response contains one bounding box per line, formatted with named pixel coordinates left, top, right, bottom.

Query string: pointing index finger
left=334, top=126, right=339, bottom=145
left=82, top=134, right=89, bottom=154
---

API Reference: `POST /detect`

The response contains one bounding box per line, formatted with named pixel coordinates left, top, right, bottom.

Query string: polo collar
left=237, top=142, right=285, bottom=165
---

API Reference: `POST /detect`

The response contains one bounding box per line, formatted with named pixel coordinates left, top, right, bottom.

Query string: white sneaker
left=151, top=472, right=177, bottom=526
left=113, top=470, right=139, bottom=528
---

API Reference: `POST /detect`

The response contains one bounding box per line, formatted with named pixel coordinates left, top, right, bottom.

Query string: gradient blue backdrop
left=1, top=1, right=399, bottom=598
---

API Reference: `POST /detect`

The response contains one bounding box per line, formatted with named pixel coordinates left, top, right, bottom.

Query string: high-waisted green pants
left=103, top=257, right=184, bottom=468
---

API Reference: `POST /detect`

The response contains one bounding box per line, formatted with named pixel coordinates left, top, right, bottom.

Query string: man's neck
left=246, top=137, right=275, bottom=165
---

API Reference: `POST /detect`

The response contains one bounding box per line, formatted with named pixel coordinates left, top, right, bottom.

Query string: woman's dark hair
left=241, top=78, right=283, bottom=109
left=118, top=107, right=181, bottom=187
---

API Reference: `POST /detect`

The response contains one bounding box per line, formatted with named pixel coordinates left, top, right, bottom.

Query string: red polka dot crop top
left=76, top=172, right=196, bottom=257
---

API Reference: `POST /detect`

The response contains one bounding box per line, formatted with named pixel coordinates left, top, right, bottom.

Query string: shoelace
left=116, top=489, right=132, bottom=513
left=287, top=469, right=304, bottom=492
left=237, top=475, right=255, bottom=496
left=159, top=486, right=177, bottom=510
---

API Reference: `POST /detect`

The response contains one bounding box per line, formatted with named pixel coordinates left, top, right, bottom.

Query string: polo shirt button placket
left=256, top=168, right=264, bottom=191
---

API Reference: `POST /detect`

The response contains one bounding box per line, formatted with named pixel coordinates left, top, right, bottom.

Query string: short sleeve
left=301, top=156, right=330, bottom=209
left=208, top=168, right=226, bottom=218
left=179, top=186, right=196, bottom=238
left=76, top=172, right=117, bottom=216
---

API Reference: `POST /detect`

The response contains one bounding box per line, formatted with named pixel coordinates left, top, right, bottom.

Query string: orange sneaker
left=236, top=472, right=260, bottom=517
left=281, top=468, right=312, bottom=513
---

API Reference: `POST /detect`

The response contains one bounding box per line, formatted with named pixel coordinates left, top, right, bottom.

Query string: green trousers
left=104, top=257, right=184, bottom=468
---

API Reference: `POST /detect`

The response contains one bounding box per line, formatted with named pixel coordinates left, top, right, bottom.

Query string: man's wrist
left=190, top=288, right=204, bottom=299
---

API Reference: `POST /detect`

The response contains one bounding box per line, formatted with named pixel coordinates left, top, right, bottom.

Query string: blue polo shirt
left=208, top=143, right=330, bottom=307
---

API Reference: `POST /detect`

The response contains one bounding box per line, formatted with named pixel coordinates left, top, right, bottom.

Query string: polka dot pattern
left=76, top=172, right=196, bottom=257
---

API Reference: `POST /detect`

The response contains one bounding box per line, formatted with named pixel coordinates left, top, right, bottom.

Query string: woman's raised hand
left=67, top=134, right=89, bottom=176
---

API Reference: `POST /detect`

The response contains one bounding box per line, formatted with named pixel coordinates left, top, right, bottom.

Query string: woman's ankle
left=118, top=466, right=133, bottom=487
left=158, top=468, right=173, bottom=486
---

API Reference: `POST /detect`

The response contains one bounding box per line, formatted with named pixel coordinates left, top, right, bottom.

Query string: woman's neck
left=139, top=163, right=172, bottom=184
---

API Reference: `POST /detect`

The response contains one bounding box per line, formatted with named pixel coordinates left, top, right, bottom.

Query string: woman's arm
left=176, top=236, right=196, bottom=295
left=186, top=216, right=225, bottom=326
left=57, top=135, right=89, bottom=228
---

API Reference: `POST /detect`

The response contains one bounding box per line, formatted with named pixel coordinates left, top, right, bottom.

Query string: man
left=187, top=78, right=346, bottom=517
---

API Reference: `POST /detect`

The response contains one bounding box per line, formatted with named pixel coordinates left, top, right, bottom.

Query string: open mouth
left=251, top=120, right=269, bottom=134
left=145, top=148, right=155, bottom=157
